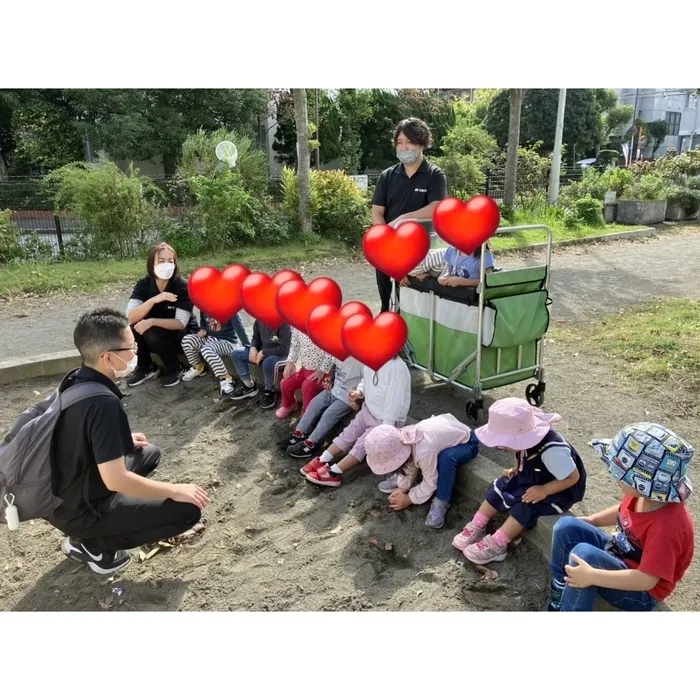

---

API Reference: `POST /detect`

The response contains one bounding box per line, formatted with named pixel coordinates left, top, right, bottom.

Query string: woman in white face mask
left=124, top=242, right=198, bottom=388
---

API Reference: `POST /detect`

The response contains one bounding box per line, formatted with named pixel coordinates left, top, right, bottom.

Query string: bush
left=0, top=209, right=23, bottom=263
left=573, top=195, right=605, bottom=227
left=179, top=128, right=268, bottom=196
left=21, top=231, right=54, bottom=262
left=621, top=173, right=667, bottom=201
left=44, top=157, right=159, bottom=258
left=560, top=167, right=606, bottom=207
left=150, top=214, right=206, bottom=258
left=281, top=168, right=370, bottom=245
left=432, top=152, right=486, bottom=198
left=190, top=170, right=287, bottom=249
left=601, top=167, right=634, bottom=197
left=666, top=185, right=700, bottom=215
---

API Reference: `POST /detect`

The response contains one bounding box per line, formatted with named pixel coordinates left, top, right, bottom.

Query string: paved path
left=2, top=229, right=700, bottom=364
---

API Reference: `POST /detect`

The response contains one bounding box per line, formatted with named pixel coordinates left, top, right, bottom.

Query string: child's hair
left=472, top=242, right=491, bottom=260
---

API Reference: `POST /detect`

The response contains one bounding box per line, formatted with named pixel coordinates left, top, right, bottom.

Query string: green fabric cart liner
left=486, top=290, right=551, bottom=348
left=402, top=309, right=538, bottom=390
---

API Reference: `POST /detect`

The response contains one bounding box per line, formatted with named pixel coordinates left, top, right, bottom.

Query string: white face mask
left=112, top=353, right=138, bottom=380
left=154, top=262, right=175, bottom=280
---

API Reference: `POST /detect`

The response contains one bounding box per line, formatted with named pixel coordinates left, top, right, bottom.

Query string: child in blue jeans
left=547, top=422, right=694, bottom=612
left=229, top=320, right=291, bottom=410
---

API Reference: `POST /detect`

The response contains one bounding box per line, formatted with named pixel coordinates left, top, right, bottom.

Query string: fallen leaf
left=367, top=509, right=381, bottom=519
left=330, top=525, right=342, bottom=534
left=369, top=538, right=380, bottom=548
left=474, top=565, right=499, bottom=581
left=99, top=595, right=114, bottom=610
left=384, top=542, right=394, bottom=552
left=277, top=559, right=284, bottom=566
left=13, top=314, right=28, bottom=319
left=417, top=590, right=423, bottom=596
left=33, top=390, right=41, bottom=396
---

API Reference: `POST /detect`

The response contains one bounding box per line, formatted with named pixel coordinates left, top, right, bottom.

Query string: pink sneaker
left=452, top=522, right=487, bottom=551
left=462, top=534, right=508, bottom=565
left=275, top=401, right=299, bottom=419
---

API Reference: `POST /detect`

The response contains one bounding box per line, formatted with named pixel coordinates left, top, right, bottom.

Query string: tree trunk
left=292, top=88, right=313, bottom=235
left=0, top=150, right=8, bottom=182
left=503, top=89, right=524, bottom=209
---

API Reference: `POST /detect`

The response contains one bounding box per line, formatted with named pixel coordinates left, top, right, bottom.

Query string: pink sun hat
left=365, top=424, right=423, bottom=475
left=475, top=397, right=562, bottom=451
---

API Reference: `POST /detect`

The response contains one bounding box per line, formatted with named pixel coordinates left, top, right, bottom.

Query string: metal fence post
left=54, top=214, right=65, bottom=257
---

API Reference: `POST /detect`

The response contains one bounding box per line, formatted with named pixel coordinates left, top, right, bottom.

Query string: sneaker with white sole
left=61, top=537, right=131, bottom=575
left=126, top=365, right=159, bottom=387
left=230, top=382, right=259, bottom=401
left=182, top=365, right=206, bottom=382
left=452, top=522, right=487, bottom=551
left=425, top=498, right=450, bottom=529
left=219, top=378, right=234, bottom=397
left=378, top=471, right=400, bottom=494
left=462, top=534, right=508, bottom=565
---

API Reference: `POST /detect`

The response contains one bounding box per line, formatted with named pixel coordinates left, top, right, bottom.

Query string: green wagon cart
left=397, top=224, right=554, bottom=423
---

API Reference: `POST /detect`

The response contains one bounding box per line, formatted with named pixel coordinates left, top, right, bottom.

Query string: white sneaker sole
left=127, top=369, right=159, bottom=387
left=378, top=484, right=397, bottom=494
left=463, top=549, right=507, bottom=565
left=61, top=537, right=131, bottom=575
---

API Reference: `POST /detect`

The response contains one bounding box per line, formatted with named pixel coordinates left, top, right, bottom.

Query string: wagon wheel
left=525, top=382, right=545, bottom=407
left=465, top=398, right=484, bottom=424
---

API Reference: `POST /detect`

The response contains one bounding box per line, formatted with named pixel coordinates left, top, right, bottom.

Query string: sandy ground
left=2, top=225, right=700, bottom=611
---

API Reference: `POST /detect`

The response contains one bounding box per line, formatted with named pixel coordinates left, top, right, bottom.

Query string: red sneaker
left=300, top=456, right=323, bottom=476
left=305, top=464, right=342, bottom=488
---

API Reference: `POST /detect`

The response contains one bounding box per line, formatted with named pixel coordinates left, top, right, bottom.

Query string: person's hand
left=255, top=350, right=265, bottom=365
left=131, top=432, right=149, bottom=448
left=388, top=218, right=403, bottom=229
left=155, top=292, right=178, bottom=304
left=283, top=362, right=296, bottom=379
left=322, top=376, right=333, bottom=391
left=348, top=400, right=360, bottom=411
left=197, top=329, right=207, bottom=338
left=171, top=484, right=210, bottom=510
left=399, top=276, right=410, bottom=288
left=348, top=390, right=363, bottom=402
left=248, top=346, right=257, bottom=364
left=134, top=319, right=153, bottom=335
left=522, top=485, right=548, bottom=504
left=503, top=466, right=518, bottom=480
left=209, top=320, right=222, bottom=332
left=415, top=273, right=428, bottom=281
left=309, top=370, right=325, bottom=382
left=578, top=515, right=595, bottom=525
left=388, top=490, right=412, bottom=511
left=564, top=553, right=594, bottom=589
left=438, top=277, right=458, bottom=288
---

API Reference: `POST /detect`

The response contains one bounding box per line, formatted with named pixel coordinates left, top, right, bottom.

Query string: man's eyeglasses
left=108, top=343, right=137, bottom=353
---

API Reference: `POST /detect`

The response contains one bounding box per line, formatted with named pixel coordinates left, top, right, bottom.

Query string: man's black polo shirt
left=51, top=366, right=135, bottom=522
left=371, top=159, right=447, bottom=225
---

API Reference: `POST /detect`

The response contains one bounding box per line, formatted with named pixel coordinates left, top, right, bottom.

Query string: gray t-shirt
left=331, top=357, right=363, bottom=404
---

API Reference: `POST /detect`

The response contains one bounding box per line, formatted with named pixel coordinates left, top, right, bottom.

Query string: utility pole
left=548, top=88, right=567, bottom=205
left=314, top=88, right=320, bottom=170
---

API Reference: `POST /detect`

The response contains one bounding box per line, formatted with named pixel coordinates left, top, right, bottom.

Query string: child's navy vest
left=518, top=429, right=587, bottom=504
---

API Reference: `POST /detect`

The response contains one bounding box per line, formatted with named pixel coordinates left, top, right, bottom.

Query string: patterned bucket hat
left=590, top=422, right=693, bottom=503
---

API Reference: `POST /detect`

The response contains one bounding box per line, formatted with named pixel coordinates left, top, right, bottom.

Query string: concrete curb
left=495, top=227, right=657, bottom=255
left=0, top=350, right=81, bottom=385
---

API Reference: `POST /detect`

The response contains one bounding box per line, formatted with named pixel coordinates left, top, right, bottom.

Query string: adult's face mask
left=397, top=148, right=420, bottom=165
left=154, top=262, right=175, bottom=280
left=112, top=353, right=138, bottom=379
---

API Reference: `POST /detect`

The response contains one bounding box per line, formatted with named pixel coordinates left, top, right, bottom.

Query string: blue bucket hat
left=590, top=422, right=693, bottom=503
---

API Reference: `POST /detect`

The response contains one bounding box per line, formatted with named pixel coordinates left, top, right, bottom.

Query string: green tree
left=648, top=119, right=669, bottom=156
left=486, top=88, right=606, bottom=160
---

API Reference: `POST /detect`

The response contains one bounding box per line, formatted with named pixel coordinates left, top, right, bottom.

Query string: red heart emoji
left=188, top=264, right=250, bottom=323
left=241, top=269, right=303, bottom=329
left=433, top=195, right=500, bottom=255
left=277, top=277, right=343, bottom=332
left=362, top=221, right=431, bottom=281
left=307, top=301, right=373, bottom=361
left=341, top=311, right=408, bottom=372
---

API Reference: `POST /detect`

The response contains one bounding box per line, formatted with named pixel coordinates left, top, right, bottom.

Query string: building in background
left=615, top=88, right=700, bottom=156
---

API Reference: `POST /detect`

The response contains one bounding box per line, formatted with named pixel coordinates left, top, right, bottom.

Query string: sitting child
left=363, top=413, right=480, bottom=529
left=302, top=356, right=411, bottom=488
left=278, top=356, right=364, bottom=459
left=229, top=319, right=292, bottom=410
left=547, top=422, right=694, bottom=612
left=453, top=397, right=586, bottom=565
left=400, top=244, right=495, bottom=289
left=276, top=328, right=334, bottom=419
left=181, top=311, right=248, bottom=397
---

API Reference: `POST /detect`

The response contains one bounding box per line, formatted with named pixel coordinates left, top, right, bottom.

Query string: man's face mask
left=396, top=148, right=420, bottom=165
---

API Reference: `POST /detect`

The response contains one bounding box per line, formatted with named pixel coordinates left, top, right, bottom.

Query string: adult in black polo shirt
left=125, top=241, right=198, bottom=388
left=48, top=308, right=209, bottom=575
left=371, top=117, right=448, bottom=312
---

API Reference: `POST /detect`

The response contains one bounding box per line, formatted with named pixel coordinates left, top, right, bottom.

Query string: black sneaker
left=261, top=389, right=276, bottom=410
left=287, top=439, right=317, bottom=459
left=278, top=432, right=304, bottom=450
left=230, top=382, right=259, bottom=401
left=61, top=537, right=130, bottom=575
left=161, top=371, right=181, bottom=388
left=126, top=365, right=159, bottom=387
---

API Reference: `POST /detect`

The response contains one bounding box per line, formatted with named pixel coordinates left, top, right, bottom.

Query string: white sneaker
left=219, top=378, right=234, bottom=397
left=182, top=366, right=205, bottom=382
left=378, top=471, right=400, bottom=494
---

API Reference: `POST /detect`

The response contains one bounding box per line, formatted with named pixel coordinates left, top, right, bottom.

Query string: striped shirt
left=409, top=249, right=447, bottom=277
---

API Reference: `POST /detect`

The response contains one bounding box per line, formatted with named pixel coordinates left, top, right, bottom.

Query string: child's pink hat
left=475, top=397, right=561, bottom=451
left=364, top=424, right=422, bottom=475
